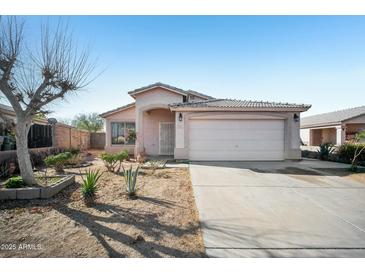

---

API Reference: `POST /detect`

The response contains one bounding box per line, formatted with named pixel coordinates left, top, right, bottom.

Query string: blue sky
left=8, top=16, right=365, bottom=119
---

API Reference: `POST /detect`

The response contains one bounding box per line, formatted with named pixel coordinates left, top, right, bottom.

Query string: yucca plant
left=80, top=169, right=103, bottom=203
left=122, top=164, right=140, bottom=198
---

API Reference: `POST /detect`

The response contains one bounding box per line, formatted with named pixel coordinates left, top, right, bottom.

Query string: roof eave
left=300, top=121, right=343, bottom=129
left=341, top=112, right=365, bottom=123
left=0, top=109, right=15, bottom=117
left=169, top=106, right=311, bottom=112
left=128, top=86, right=187, bottom=98
left=99, top=103, right=135, bottom=118
left=187, top=92, right=214, bottom=100
left=190, top=95, right=212, bottom=100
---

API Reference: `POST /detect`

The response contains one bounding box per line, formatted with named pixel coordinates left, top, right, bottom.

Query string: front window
left=111, top=122, right=136, bottom=145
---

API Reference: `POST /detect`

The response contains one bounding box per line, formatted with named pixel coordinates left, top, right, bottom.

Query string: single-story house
left=100, top=82, right=311, bottom=161
left=300, top=106, right=365, bottom=146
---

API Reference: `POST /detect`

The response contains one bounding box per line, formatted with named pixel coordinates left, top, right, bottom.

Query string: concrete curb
left=0, top=175, right=75, bottom=200
left=16, top=188, right=41, bottom=199
left=0, top=189, right=16, bottom=200
left=40, top=175, right=75, bottom=199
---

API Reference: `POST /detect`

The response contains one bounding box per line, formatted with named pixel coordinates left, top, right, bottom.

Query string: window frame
left=110, top=121, right=136, bottom=146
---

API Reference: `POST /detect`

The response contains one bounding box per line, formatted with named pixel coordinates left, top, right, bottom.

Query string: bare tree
left=0, top=17, right=95, bottom=184
left=0, top=111, right=15, bottom=132
left=350, top=131, right=365, bottom=172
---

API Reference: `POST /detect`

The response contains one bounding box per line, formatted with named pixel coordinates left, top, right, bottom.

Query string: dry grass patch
left=0, top=157, right=205, bottom=258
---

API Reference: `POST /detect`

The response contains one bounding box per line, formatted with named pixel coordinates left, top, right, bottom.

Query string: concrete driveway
left=189, top=160, right=365, bottom=257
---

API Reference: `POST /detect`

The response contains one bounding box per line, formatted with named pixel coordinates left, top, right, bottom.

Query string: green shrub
left=65, top=153, right=83, bottom=167
left=101, top=150, right=128, bottom=172
left=115, top=150, right=129, bottom=161
left=126, top=129, right=136, bottom=144
left=81, top=169, right=103, bottom=202
left=338, top=143, right=365, bottom=164
left=122, top=165, right=140, bottom=197
left=44, top=152, right=73, bottom=173
left=4, top=176, right=26, bottom=188
left=317, top=143, right=335, bottom=160
left=101, top=153, right=118, bottom=172
left=67, top=148, right=81, bottom=155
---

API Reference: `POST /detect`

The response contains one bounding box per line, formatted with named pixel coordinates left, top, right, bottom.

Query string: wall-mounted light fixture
left=293, top=113, right=300, bottom=122
left=178, top=113, right=183, bottom=122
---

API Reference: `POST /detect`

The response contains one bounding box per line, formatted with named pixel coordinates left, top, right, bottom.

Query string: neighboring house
left=0, top=103, right=52, bottom=151
left=100, top=82, right=311, bottom=161
left=300, top=106, right=365, bottom=146
left=0, top=103, right=90, bottom=152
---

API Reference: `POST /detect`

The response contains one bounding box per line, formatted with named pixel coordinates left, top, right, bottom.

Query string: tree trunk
left=15, top=116, right=37, bottom=185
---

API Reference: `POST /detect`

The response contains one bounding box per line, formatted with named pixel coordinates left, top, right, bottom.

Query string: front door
left=159, top=122, right=175, bottom=155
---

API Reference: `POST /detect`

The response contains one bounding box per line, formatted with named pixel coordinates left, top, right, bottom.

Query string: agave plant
left=122, top=164, right=140, bottom=198
left=317, top=143, right=335, bottom=160
left=81, top=169, right=103, bottom=202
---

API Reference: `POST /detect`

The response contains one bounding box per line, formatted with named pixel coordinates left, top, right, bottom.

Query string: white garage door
left=189, top=119, right=285, bottom=161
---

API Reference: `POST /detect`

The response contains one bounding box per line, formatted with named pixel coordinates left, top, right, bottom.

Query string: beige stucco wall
left=103, top=88, right=183, bottom=156
left=101, top=87, right=305, bottom=160
left=302, top=115, right=365, bottom=146
left=174, top=111, right=302, bottom=160
left=344, top=121, right=365, bottom=142
left=302, top=126, right=340, bottom=146
left=322, top=128, right=337, bottom=144
left=346, top=124, right=365, bottom=132
left=300, top=128, right=310, bottom=145
left=134, top=88, right=184, bottom=110
left=104, top=105, right=136, bottom=154
left=134, top=87, right=183, bottom=155
left=142, top=109, right=174, bottom=155
left=54, top=124, right=90, bottom=150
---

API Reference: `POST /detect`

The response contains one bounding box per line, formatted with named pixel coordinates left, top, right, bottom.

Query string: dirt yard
left=0, top=153, right=205, bottom=258
left=313, top=168, right=365, bottom=185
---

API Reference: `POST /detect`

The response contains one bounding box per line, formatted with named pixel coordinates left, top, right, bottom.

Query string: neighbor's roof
left=301, top=106, right=365, bottom=128
left=0, top=103, right=49, bottom=124
left=128, top=82, right=214, bottom=99
left=169, top=99, right=311, bottom=112
left=99, top=102, right=135, bottom=118
left=0, top=103, right=15, bottom=115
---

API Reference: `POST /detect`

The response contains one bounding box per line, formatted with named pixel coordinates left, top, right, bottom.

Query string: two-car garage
left=188, top=118, right=285, bottom=161
left=170, top=98, right=310, bottom=161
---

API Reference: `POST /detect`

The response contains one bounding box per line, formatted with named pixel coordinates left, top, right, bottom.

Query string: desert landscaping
left=0, top=151, right=205, bottom=258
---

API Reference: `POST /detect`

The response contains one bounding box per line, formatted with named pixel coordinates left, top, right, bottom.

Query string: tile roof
left=128, top=82, right=214, bottom=99
left=301, top=105, right=365, bottom=128
left=186, top=89, right=214, bottom=99
left=0, top=103, right=49, bottom=124
left=169, top=98, right=311, bottom=111
left=99, top=102, right=135, bottom=118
